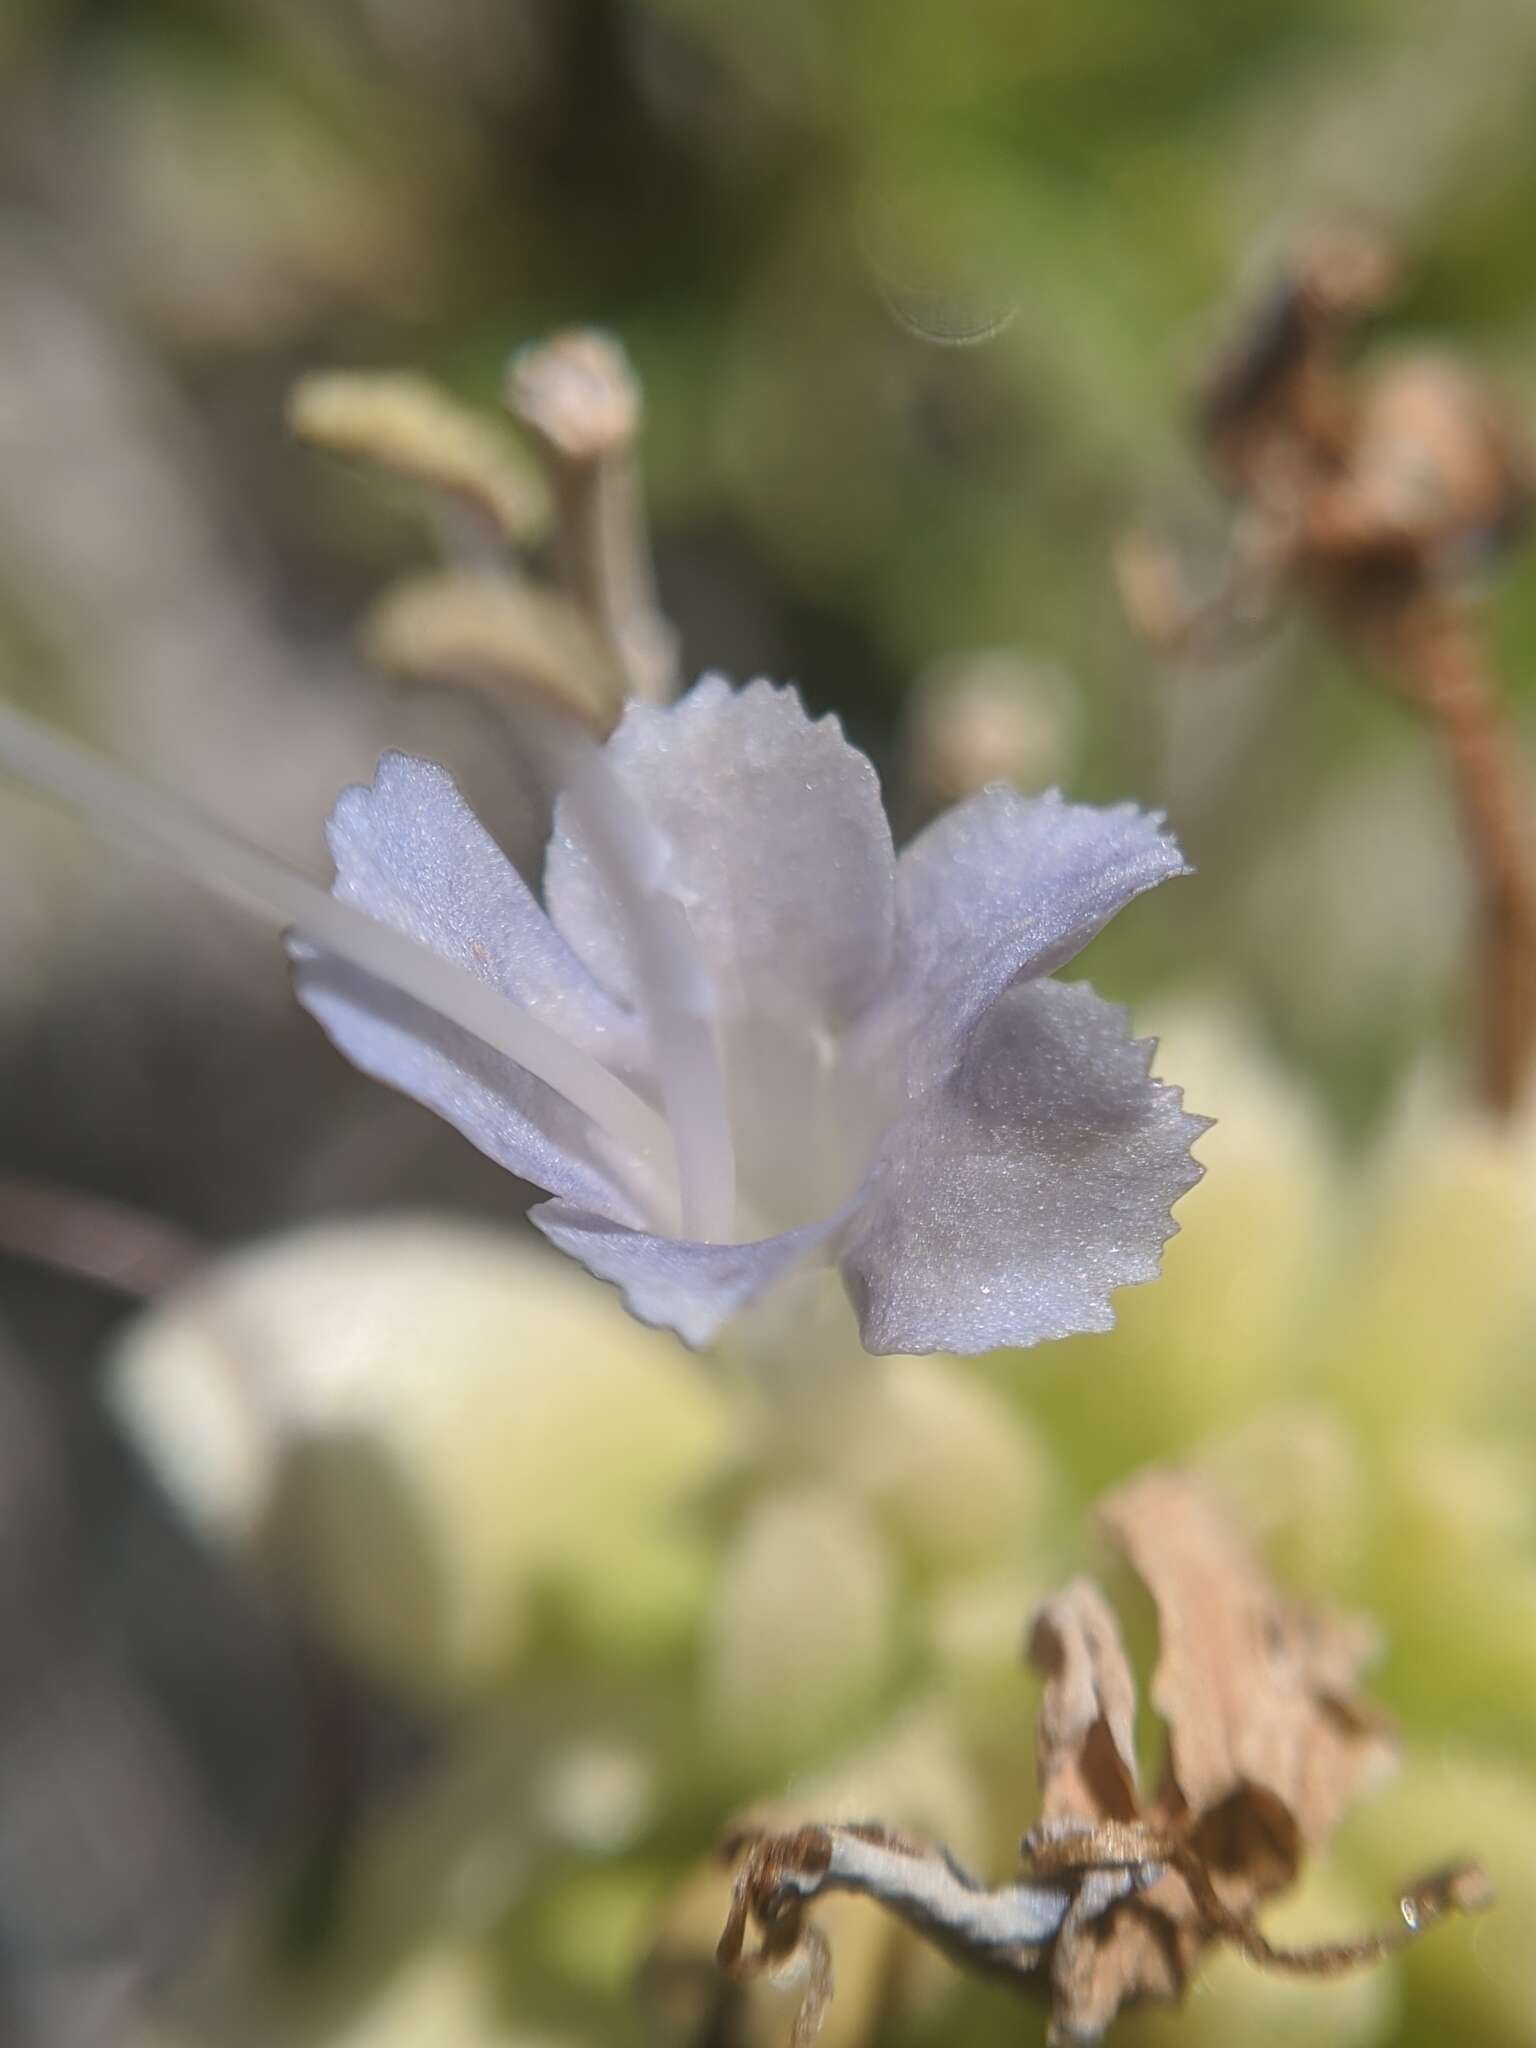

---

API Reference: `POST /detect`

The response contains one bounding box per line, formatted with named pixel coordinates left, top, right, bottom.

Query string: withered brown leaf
left=716, top=1470, right=1489, bottom=2046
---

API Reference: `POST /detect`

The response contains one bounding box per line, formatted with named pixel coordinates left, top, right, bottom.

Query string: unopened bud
left=288, top=371, right=545, bottom=543
left=362, top=570, right=625, bottom=732
left=506, top=332, right=642, bottom=464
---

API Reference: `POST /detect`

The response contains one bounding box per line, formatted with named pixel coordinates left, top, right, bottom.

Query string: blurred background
left=2, top=3, right=1536, bottom=2045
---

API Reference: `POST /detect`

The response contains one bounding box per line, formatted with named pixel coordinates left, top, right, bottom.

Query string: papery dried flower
left=717, top=1473, right=1489, bottom=2044
left=0, top=679, right=1203, bottom=1353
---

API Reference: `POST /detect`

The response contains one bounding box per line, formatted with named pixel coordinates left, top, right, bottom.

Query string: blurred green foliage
left=3, top=5, right=1536, bottom=2046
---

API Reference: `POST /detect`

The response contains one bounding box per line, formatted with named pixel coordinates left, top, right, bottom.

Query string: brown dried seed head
left=1334, top=354, right=1533, bottom=571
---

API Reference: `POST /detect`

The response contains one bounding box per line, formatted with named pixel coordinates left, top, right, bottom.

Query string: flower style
left=292, top=676, right=1205, bottom=1351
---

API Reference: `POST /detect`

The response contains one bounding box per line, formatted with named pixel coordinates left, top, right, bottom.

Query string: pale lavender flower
left=0, top=678, right=1202, bottom=1352
left=291, top=677, right=1206, bottom=1351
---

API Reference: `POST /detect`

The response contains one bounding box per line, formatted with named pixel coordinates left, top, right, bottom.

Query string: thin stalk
left=0, top=702, right=672, bottom=1172
left=1375, top=599, right=1536, bottom=1113
left=0, top=1172, right=201, bottom=1297
left=506, top=333, right=678, bottom=707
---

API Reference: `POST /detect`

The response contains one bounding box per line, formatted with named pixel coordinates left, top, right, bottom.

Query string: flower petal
left=294, top=754, right=645, bottom=1216
left=322, top=751, right=639, bottom=1063
left=839, top=978, right=1208, bottom=1355
left=297, top=955, right=643, bottom=1216
left=544, top=677, right=896, bottom=1028
left=883, top=786, right=1187, bottom=1089
left=531, top=1200, right=841, bottom=1349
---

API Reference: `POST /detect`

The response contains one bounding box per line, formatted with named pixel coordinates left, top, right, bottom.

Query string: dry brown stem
left=1369, top=596, right=1536, bottom=1111
left=714, top=1473, right=1489, bottom=2046
left=0, top=1171, right=202, bottom=1297
left=1125, top=232, right=1536, bottom=1110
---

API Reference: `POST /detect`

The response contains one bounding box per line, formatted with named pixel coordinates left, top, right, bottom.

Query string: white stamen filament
left=0, top=702, right=671, bottom=1173
left=544, top=725, right=737, bottom=1242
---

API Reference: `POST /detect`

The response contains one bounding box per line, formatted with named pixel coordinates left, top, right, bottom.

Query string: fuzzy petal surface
left=883, top=786, right=1187, bottom=1089
left=840, top=978, right=1208, bottom=1355
left=531, top=1200, right=842, bottom=1349
left=297, top=956, right=641, bottom=1216
left=323, top=752, right=639, bottom=1062
left=545, top=678, right=896, bottom=1028
left=295, top=753, right=642, bottom=1215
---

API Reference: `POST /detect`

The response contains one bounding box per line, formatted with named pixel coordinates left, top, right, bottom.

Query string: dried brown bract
left=1121, top=230, right=1536, bottom=1111
left=717, top=1472, right=1488, bottom=2045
